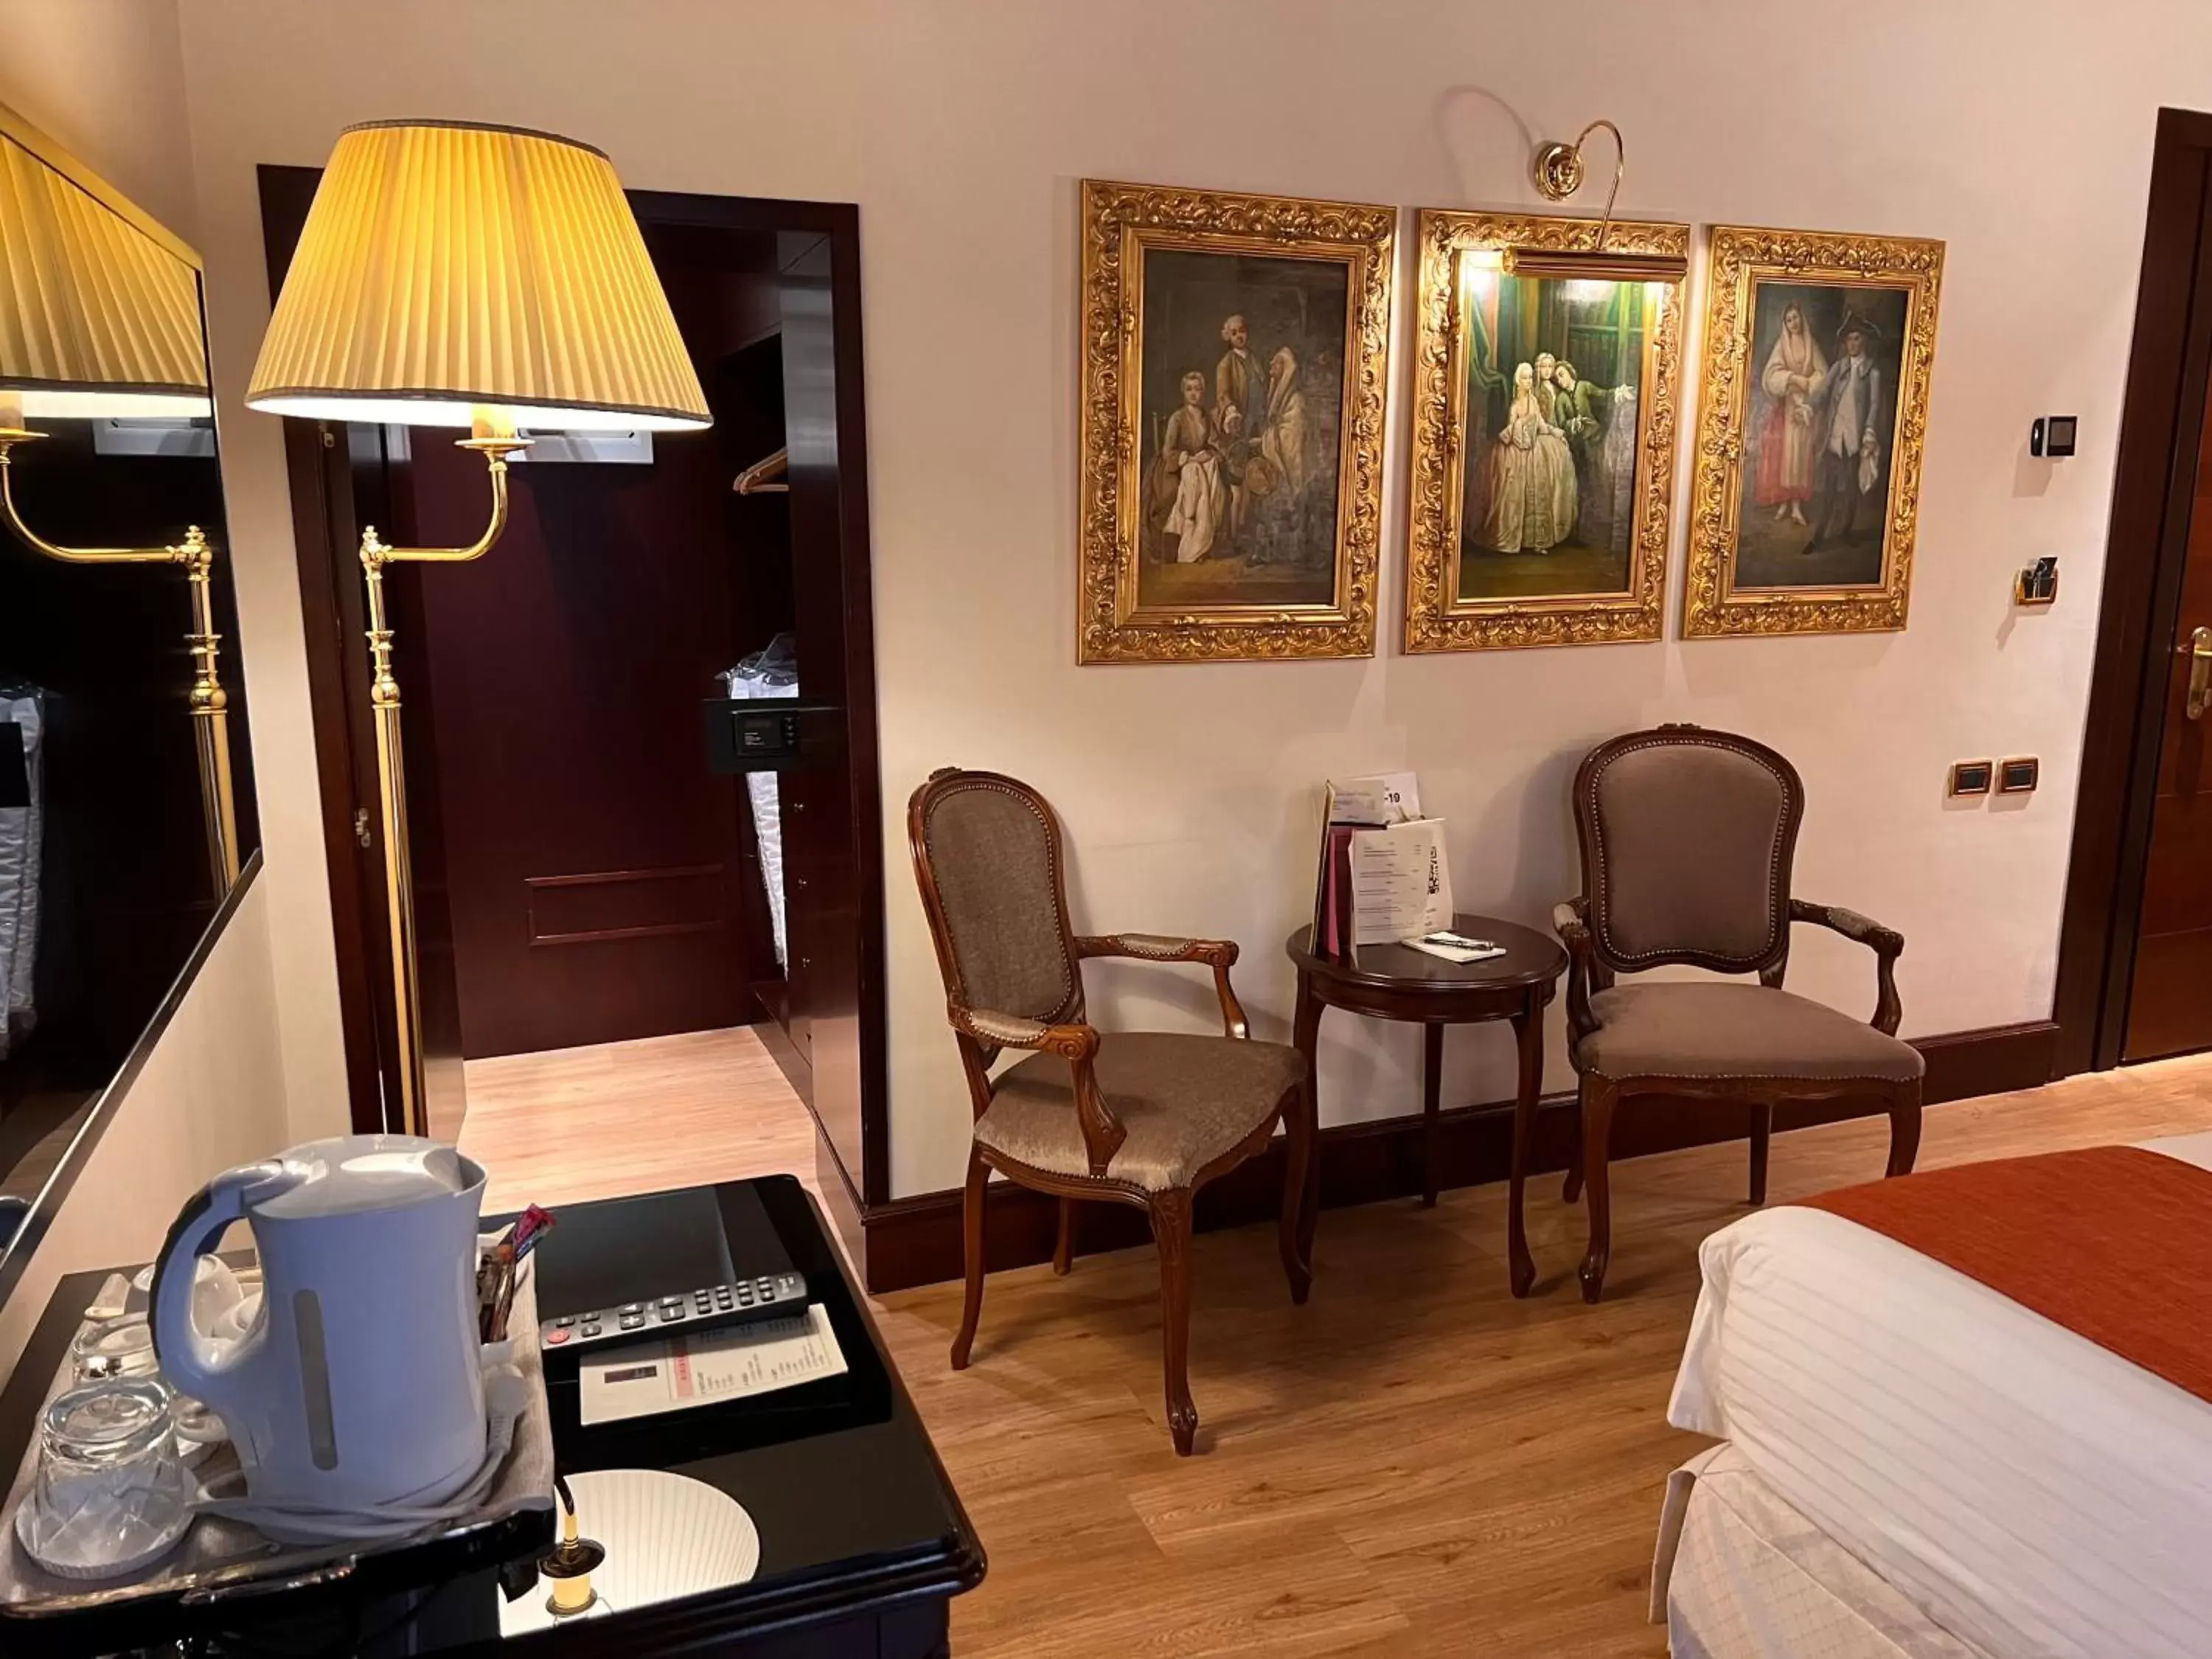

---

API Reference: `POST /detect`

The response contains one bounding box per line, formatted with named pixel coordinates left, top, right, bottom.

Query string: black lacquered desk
left=0, top=1175, right=984, bottom=1658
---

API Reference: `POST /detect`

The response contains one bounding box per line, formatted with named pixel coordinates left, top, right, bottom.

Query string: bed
left=1654, top=1131, right=2212, bottom=1658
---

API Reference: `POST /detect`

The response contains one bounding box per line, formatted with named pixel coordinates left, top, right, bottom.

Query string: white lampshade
left=247, top=120, right=709, bottom=434
left=0, top=130, right=212, bottom=420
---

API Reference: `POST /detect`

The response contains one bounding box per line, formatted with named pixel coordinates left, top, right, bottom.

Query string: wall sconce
left=0, top=108, right=239, bottom=893
left=1515, top=119, right=1688, bottom=285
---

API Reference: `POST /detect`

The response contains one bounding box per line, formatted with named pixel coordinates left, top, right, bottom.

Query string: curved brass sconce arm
left=1517, top=118, right=1685, bottom=285
left=1533, top=118, right=1627, bottom=249
left=0, top=426, right=240, bottom=891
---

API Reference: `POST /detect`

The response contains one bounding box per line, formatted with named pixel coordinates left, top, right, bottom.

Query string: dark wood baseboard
left=1913, top=1018, right=2060, bottom=1102
left=854, top=1018, right=2064, bottom=1294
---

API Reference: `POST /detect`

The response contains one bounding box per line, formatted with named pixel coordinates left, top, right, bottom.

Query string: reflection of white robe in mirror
left=1159, top=403, right=1225, bottom=563
left=0, top=693, right=44, bottom=1060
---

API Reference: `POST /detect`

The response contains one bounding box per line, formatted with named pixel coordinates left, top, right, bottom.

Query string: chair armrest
left=1074, top=933, right=1250, bottom=1040
left=1553, top=900, right=1598, bottom=1043
left=949, top=1004, right=1126, bottom=1174
left=1790, top=900, right=1905, bottom=1036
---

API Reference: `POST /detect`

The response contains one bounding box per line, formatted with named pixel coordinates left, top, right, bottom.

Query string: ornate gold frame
left=1683, top=225, right=1944, bottom=639
left=1403, top=211, right=1686, bottom=652
left=1077, top=180, right=1394, bottom=664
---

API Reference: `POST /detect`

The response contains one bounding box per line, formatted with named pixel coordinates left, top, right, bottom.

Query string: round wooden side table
left=1286, top=914, right=1568, bottom=1298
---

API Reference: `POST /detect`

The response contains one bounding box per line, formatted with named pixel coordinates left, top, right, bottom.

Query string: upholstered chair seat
left=1554, top=726, right=1923, bottom=1303
left=1581, top=984, right=1926, bottom=1085
left=908, top=768, right=1315, bottom=1456
left=981, top=1032, right=1304, bottom=1192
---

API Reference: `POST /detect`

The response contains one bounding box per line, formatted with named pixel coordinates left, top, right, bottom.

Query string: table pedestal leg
left=1292, top=970, right=1324, bottom=1278
left=1506, top=996, right=1543, bottom=1298
left=1421, top=1022, right=1443, bottom=1208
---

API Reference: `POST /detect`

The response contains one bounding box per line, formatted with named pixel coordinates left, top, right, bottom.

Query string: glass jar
left=72, top=1314, right=161, bottom=1384
left=18, top=1380, right=192, bottom=1578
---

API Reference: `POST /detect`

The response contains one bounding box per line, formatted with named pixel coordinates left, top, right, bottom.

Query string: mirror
left=0, top=100, right=259, bottom=1276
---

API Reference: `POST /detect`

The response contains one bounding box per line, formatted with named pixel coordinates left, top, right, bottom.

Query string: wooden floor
left=445, top=1029, right=2212, bottom=1656
left=883, top=1054, right=2212, bottom=1658
left=456, top=1027, right=821, bottom=1217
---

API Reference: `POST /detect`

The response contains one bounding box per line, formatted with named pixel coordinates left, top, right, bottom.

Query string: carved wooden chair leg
left=950, top=1145, right=989, bottom=1371
left=1885, top=1079, right=1924, bottom=1178
left=1278, top=1087, right=1314, bottom=1305
left=1562, top=1077, right=1587, bottom=1205
left=1749, top=1102, right=1773, bottom=1206
left=1053, top=1197, right=1076, bottom=1276
left=1576, top=1078, right=1619, bottom=1305
left=1150, top=1188, right=1199, bottom=1455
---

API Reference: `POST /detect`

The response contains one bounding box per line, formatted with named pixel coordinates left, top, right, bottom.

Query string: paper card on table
left=577, top=1303, right=848, bottom=1426
left=1350, top=817, right=1453, bottom=945
left=1326, top=772, right=1421, bottom=826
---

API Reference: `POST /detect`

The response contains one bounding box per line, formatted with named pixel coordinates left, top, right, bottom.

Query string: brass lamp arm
left=361, top=434, right=529, bottom=568
left=0, top=437, right=206, bottom=566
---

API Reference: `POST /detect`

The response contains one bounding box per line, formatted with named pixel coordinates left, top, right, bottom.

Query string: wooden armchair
left=908, top=768, right=1315, bottom=1455
left=1554, top=726, right=1923, bottom=1303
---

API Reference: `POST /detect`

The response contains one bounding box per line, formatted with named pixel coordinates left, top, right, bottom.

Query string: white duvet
left=1668, top=1132, right=2212, bottom=1659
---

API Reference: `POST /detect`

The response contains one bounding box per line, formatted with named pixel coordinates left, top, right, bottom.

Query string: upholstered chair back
left=1573, top=726, right=1804, bottom=975
left=908, top=769, right=1083, bottom=1026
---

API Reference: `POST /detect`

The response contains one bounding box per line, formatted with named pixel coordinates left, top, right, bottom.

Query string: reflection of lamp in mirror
left=246, top=121, right=710, bottom=1133
left=1515, top=119, right=1689, bottom=286
left=0, top=108, right=238, bottom=893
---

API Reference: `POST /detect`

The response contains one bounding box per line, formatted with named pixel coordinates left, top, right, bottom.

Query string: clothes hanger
left=733, top=447, right=788, bottom=495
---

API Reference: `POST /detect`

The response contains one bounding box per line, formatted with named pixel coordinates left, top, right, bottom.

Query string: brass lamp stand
left=356, top=412, right=529, bottom=1135
left=0, top=415, right=240, bottom=894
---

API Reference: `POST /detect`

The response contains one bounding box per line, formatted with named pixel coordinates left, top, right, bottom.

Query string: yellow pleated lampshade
left=247, top=120, right=709, bottom=433
left=0, top=131, right=212, bottom=419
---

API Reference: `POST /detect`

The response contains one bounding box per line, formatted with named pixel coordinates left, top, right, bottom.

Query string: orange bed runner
left=1798, top=1144, right=2212, bottom=1405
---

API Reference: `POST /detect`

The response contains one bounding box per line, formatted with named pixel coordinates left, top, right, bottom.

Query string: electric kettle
left=150, top=1135, right=489, bottom=1515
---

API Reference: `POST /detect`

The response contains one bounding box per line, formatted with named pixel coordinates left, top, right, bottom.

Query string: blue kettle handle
left=149, top=1161, right=290, bottom=1402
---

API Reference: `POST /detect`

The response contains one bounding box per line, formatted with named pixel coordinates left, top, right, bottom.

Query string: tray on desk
left=0, top=1265, right=555, bottom=1658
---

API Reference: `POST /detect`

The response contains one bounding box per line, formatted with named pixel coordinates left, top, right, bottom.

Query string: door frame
left=259, top=170, right=892, bottom=1219
left=2054, top=106, right=2212, bottom=1074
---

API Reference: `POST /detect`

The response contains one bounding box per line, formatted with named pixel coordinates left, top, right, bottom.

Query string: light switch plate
left=1949, top=759, right=1994, bottom=797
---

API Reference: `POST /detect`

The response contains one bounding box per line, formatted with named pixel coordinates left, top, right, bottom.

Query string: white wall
left=0, top=0, right=198, bottom=236
left=0, top=2, right=294, bottom=1382
left=170, top=0, right=2212, bottom=1198
left=0, top=883, right=290, bottom=1379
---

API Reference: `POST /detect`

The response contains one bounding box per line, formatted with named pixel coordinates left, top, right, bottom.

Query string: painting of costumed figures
left=1731, top=281, right=1910, bottom=589
left=1458, top=273, right=1652, bottom=600
left=1135, top=249, right=1348, bottom=609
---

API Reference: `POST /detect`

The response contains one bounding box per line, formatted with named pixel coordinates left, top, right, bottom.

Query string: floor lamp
left=246, top=121, right=710, bottom=1136
left=0, top=116, right=240, bottom=895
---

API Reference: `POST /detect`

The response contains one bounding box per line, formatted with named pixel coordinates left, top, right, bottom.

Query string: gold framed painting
left=1077, top=179, right=1394, bottom=663
left=1404, top=212, right=1687, bottom=652
left=1683, top=226, right=1944, bottom=638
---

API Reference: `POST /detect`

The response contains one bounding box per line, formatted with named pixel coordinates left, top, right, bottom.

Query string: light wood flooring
left=457, top=1027, right=821, bottom=1217
left=446, top=1029, right=2212, bottom=1657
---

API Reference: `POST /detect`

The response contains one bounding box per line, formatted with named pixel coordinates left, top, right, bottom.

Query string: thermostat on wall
left=2030, top=416, right=2078, bottom=459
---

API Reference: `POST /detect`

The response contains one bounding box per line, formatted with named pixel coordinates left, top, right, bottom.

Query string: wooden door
left=2125, top=376, right=2212, bottom=1060
left=403, top=425, right=760, bottom=1060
